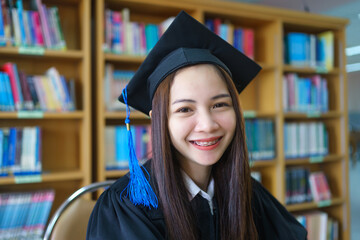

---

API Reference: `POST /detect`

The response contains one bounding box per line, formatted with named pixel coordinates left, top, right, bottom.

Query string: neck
left=184, top=165, right=212, bottom=191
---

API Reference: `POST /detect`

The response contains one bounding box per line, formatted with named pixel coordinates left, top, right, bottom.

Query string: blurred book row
left=0, top=0, right=66, bottom=49
left=245, top=119, right=275, bottom=161
left=0, top=127, right=42, bottom=176
left=105, top=125, right=151, bottom=170
left=285, top=168, right=331, bottom=205
left=284, top=121, right=329, bottom=159
left=103, top=8, right=173, bottom=55
left=283, top=73, right=329, bottom=113
left=0, top=189, right=54, bottom=239
left=0, top=63, right=76, bottom=112
left=284, top=31, right=334, bottom=71
left=295, top=211, right=339, bottom=240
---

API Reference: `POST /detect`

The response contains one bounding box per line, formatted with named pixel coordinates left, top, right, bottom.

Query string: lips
left=190, top=137, right=222, bottom=150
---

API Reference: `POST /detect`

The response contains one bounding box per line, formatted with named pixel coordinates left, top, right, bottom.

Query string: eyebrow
left=171, top=93, right=231, bottom=105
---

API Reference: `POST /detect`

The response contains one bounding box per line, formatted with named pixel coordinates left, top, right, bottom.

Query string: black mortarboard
left=118, top=11, right=261, bottom=209
left=119, top=10, right=261, bottom=115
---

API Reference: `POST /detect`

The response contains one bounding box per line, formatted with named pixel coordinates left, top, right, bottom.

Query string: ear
left=149, top=110, right=152, bottom=118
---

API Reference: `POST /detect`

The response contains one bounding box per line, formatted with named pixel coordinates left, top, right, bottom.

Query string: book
left=18, top=70, right=34, bottom=110
left=2, top=62, right=23, bottom=111
left=317, top=31, right=334, bottom=71
left=31, top=10, right=44, bottom=47
left=0, top=0, right=5, bottom=46
left=30, top=0, right=51, bottom=48
left=285, top=32, right=308, bottom=66
left=15, top=0, right=26, bottom=46
left=309, top=171, right=331, bottom=202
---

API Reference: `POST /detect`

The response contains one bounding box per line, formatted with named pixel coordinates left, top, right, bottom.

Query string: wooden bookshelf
left=0, top=0, right=91, bottom=224
left=94, top=0, right=349, bottom=239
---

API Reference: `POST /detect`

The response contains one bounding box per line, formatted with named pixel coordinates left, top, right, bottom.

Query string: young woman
left=87, top=11, right=307, bottom=240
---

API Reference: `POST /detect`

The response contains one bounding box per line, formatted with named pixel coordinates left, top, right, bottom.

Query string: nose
left=194, top=110, right=219, bottom=132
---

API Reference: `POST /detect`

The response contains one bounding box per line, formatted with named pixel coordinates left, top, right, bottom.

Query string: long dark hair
left=151, top=64, right=258, bottom=240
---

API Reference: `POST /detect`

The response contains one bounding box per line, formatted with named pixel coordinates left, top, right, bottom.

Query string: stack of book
left=103, top=64, right=134, bottom=111
left=284, top=31, right=334, bottom=71
left=295, top=211, right=338, bottom=240
left=284, top=121, right=329, bottom=159
left=285, top=168, right=331, bottom=205
left=245, top=119, right=275, bottom=161
left=0, top=0, right=66, bottom=49
left=0, top=126, right=42, bottom=176
left=0, top=189, right=55, bottom=239
left=283, top=73, right=329, bottom=113
left=105, top=125, right=152, bottom=170
left=0, top=63, right=76, bottom=112
left=103, top=8, right=174, bottom=55
left=205, top=18, right=254, bottom=59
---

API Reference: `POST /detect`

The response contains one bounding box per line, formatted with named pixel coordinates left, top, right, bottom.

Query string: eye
left=213, top=102, right=230, bottom=109
left=176, top=107, right=192, bottom=113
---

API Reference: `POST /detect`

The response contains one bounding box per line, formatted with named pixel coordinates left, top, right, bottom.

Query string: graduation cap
left=118, top=11, right=261, bottom=208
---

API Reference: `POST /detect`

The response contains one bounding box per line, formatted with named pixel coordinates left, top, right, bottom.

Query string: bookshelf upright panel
left=0, top=0, right=91, bottom=232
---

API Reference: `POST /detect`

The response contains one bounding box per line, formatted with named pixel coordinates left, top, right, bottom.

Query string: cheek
left=168, top=117, right=194, bottom=142
left=219, top=111, right=236, bottom=132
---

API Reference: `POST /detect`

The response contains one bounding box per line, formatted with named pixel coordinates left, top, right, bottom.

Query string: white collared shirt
left=181, top=170, right=215, bottom=215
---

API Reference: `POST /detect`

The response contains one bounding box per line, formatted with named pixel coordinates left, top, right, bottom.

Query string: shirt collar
left=181, top=170, right=215, bottom=214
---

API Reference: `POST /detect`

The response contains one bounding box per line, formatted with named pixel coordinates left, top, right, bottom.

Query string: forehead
left=170, top=64, right=229, bottom=98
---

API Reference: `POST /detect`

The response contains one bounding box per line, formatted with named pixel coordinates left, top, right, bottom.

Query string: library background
left=0, top=0, right=359, bottom=239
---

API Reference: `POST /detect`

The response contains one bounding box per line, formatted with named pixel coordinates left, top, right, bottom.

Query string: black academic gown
left=87, top=164, right=307, bottom=240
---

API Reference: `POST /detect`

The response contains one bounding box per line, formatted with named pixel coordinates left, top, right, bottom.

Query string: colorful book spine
left=0, top=0, right=6, bottom=46
left=284, top=121, right=329, bottom=159
left=0, top=126, right=42, bottom=174
left=244, top=119, right=275, bottom=161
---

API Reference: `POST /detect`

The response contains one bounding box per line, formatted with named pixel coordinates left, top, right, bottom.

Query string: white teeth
left=194, top=139, right=218, bottom=146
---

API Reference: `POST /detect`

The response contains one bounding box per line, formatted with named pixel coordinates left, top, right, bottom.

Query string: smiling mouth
left=190, top=137, right=222, bottom=147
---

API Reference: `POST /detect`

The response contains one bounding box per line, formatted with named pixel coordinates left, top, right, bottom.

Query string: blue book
left=115, top=126, right=129, bottom=169
left=219, top=24, right=228, bottom=42
left=0, top=130, right=3, bottom=170
left=16, top=0, right=27, bottom=46
left=316, top=37, right=326, bottom=68
left=286, top=32, right=308, bottom=66
left=205, top=19, right=214, bottom=32
left=27, top=10, right=37, bottom=46
left=3, top=73, right=15, bottom=111
left=0, top=73, right=5, bottom=111
left=59, top=75, right=74, bottom=111
left=234, top=28, right=243, bottom=52
left=1, top=129, right=9, bottom=174
left=12, top=64, right=24, bottom=109
left=0, top=1, right=6, bottom=46
left=34, top=127, right=42, bottom=171
left=7, top=127, right=17, bottom=172
left=303, top=78, right=312, bottom=112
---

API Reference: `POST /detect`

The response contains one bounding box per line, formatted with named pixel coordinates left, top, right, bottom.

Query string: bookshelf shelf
left=106, top=169, right=129, bottom=178
left=285, top=154, right=344, bottom=166
left=258, top=62, right=277, bottom=71
left=251, top=159, right=277, bottom=168
left=104, top=53, right=146, bottom=63
left=0, top=111, right=84, bottom=119
left=283, top=65, right=341, bottom=75
left=286, top=197, right=344, bottom=212
left=242, top=110, right=278, bottom=119
left=0, top=170, right=84, bottom=185
left=105, top=111, right=149, bottom=119
left=284, top=111, right=343, bottom=119
left=94, top=1, right=349, bottom=239
left=0, top=47, right=84, bottom=59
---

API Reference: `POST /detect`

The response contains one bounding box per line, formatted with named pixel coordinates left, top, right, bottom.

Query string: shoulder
left=251, top=178, right=307, bottom=240
left=87, top=161, right=166, bottom=240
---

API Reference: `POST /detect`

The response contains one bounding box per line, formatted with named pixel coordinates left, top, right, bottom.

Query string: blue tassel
left=121, top=87, right=158, bottom=209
